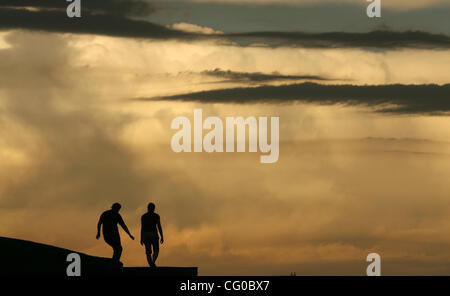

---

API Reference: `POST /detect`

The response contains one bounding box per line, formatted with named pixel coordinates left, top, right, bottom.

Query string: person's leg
left=104, top=236, right=114, bottom=258
left=144, top=241, right=153, bottom=267
left=151, top=238, right=159, bottom=266
left=105, top=233, right=122, bottom=262
left=112, top=244, right=123, bottom=261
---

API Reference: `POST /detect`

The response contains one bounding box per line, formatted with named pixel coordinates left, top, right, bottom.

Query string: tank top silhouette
left=141, top=212, right=160, bottom=234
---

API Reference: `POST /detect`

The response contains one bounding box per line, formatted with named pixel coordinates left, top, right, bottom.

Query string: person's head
left=147, top=202, right=155, bottom=213
left=112, top=202, right=121, bottom=212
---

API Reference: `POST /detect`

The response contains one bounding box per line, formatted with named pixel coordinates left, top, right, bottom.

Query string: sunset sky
left=0, top=0, right=450, bottom=275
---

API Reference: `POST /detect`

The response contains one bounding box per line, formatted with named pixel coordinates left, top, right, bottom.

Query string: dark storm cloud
left=224, top=30, right=450, bottom=49
left=1, top=4, right=450, bottom=49
left=147, top=1, right=450, bottom=36
left=200, top=69, right=331, bottom=83
left=136, top=83, right=450, bottom=115
left=0, top=7, right=195, bottom=40
left=0, top=0, right=156, bottom=17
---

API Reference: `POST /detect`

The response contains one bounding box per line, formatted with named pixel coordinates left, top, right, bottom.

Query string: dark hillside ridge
left=0, top=237, right=197, bottom=276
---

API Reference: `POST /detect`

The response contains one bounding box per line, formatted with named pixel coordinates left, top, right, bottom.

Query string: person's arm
left=119, top=215, right=135, bottom=240
left=157, top=217, right=164, bottom=244
left=96, top=214, right=103, bottom=239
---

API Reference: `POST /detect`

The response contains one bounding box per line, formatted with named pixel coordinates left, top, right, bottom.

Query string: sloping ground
left=0, top=236, right=120, bottom=276
left=0, top=236, right=197, bottom=276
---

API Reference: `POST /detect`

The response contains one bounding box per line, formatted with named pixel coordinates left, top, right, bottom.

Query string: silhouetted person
left=140, top=202, right=164, bottom=267
left=96, top=203, right=134, bottom=263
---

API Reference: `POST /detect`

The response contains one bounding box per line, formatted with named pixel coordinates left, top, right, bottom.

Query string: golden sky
left=1, top=0, right=450, bottom=275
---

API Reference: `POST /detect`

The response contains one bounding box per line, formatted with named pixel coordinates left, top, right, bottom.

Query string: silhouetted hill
left=0, top=236, right=198, bottom=276
left=0, top=236, right=120, bottom=276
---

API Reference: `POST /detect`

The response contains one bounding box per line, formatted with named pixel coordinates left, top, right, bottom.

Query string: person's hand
left=96, top=233, right=100, bottom=240
left=130, top=234, right=135, bottom=240
left=160, top=237, right=164, bottom=244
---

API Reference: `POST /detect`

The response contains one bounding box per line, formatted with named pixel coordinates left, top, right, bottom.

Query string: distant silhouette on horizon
left=141, top=202, right=164, bottom=267
left=96, top=203, right=134, bottom=264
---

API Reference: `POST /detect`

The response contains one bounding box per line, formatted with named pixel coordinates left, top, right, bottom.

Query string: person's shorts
left=104, top=232, right=121, bottom=247
left=142, top=232, right=159, bottom=253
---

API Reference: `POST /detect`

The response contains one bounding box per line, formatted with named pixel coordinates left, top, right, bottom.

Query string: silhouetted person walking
left=96, top=203, right=134, bottom=264
left=140, top=202, right=164, bottom=267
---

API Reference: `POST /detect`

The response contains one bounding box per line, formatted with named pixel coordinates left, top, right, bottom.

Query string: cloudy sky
left=0, top=0, right=450, bottom=275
